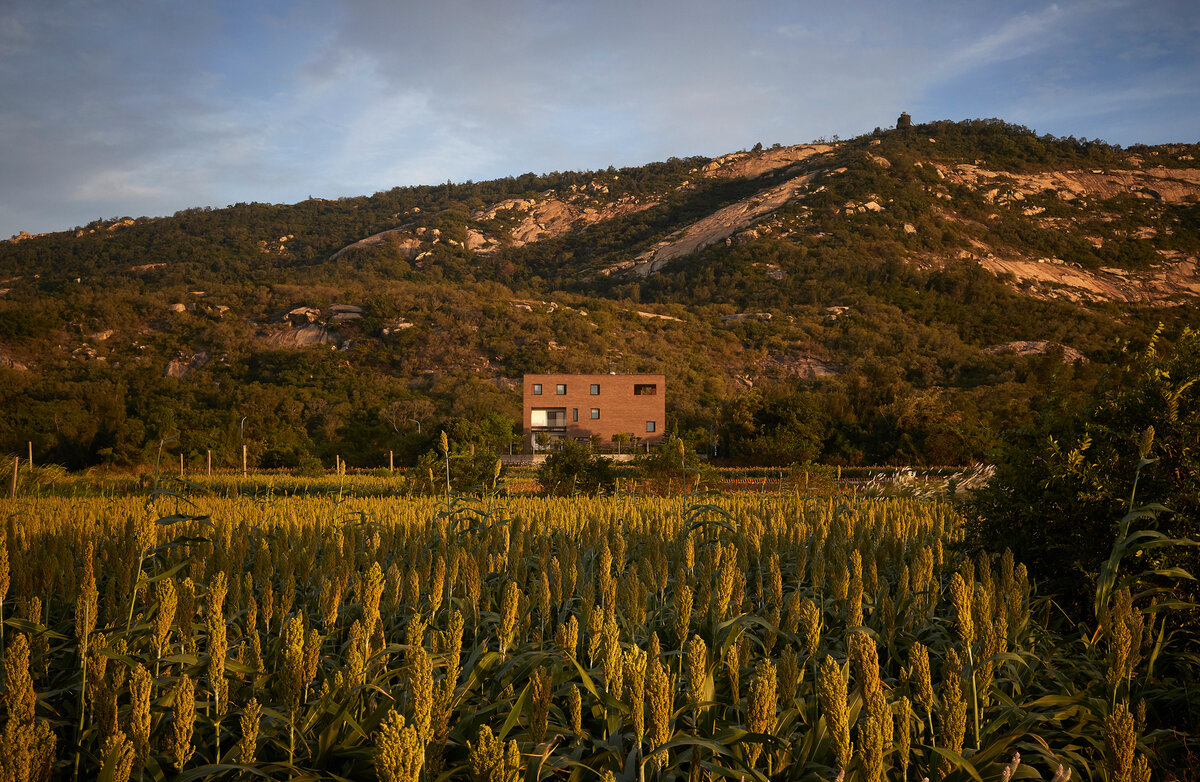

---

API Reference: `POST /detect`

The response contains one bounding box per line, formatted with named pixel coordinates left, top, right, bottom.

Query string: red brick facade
left=523, top=373, right=666, bottom=450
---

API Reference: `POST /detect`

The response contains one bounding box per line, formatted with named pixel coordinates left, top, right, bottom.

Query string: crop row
left=0, top=490, right=1183, bottom=780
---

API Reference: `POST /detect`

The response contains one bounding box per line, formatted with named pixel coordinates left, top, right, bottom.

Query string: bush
left=634, top=435, right=715, bottom=494
left=968, top=326, right=1200, bottom=616
left=536, top=440, right=616, bottom=496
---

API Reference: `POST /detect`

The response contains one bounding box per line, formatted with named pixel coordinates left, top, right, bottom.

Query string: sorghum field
left=0, top=480, right=1194, bottom=781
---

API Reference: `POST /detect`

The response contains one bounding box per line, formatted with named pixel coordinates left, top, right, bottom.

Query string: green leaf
left=498, top=674, right=533, bottom=740
left=175, top=764, right=283, bottom=781
left=928, top=745, right=984, bottom=782
left=154, top=513, right=214, bottom=528
left=3, top=618, right=68, bottom=640
left=133, top=560, right=189, bottom=589
left=97, top=739, right=128, bottom=782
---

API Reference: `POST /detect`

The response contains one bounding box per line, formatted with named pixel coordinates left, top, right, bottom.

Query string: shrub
left=536, top=439, right=616, bottom=496
left=968, top=326, right=1200, bottom=616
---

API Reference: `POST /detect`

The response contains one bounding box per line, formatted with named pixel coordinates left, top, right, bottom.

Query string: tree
left=635, top=435, right=713, bottom=494
left=968, top=327, right=1199, bottom=616
left=536, top=439, right=616, bottom=496
left=722, top=388, right=828, bottom=466
left=379, top=398, right=434, bottom=436
left=415, top=442, right=506, bottom=496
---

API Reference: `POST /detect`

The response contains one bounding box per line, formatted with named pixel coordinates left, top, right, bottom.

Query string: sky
left=2, top=0, right=1198, bottom=239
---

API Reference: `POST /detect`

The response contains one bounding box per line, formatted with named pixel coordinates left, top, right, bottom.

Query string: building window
left=590, top=408, right=600, bottom=420
left=634, top=384, right=657, bottom=395
left=590, top=383, right=600, bottom=395
left=556, top=383, right=567, bottom=395
left=646, top=421, right=656, bottom=433
left=572, top=408, right=578, bottom=422
left=532, top=409, right=566, bottom=427
left=532, top=384, right=542, bottom=395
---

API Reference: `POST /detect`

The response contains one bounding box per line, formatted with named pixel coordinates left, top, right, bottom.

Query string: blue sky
left=2, top=0, right=1197, bottom=238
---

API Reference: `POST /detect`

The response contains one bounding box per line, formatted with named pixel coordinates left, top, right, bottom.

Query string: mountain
left=2, top=118, right=1198, bottom=470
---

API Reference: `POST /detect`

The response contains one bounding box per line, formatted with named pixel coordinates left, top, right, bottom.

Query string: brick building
left=523, top=373, right=665, bottom=451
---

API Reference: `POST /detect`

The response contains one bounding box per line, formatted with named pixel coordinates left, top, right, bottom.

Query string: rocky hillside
left=1, top=119, right=1197, bottom=469
left=316, top=127, right=1200, bottom=303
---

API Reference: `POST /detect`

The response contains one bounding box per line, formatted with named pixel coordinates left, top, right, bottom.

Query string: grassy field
left=0, top=479, right=1193, bottom=781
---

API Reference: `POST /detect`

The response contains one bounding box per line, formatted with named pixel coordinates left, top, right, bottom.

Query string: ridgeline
left=2, top=118, right=1199, bottom=470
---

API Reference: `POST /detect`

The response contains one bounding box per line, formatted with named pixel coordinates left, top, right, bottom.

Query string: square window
left=590, top=383, right=600, bottom=395
left=646, top=421, right=656, bottom=433
left=556, top=383, right=566, bottom=395
left=532, top=383, right=542, bottom=395
left=590, top=408, right=600, bottom=419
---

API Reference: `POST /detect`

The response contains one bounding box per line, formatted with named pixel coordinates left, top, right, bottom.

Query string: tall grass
left=0, top=487, right=1193, bottom=780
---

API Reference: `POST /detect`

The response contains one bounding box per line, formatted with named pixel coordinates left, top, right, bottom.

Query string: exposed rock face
left=608, top=171, right=823, bottom=276
left=472, top=192, right=655, bottom=250
left=757, top=353, right=840, bottom=379
left=334, top=149, right=838, bottom=272
left=637, top=310, right=683, bottom=322
left=286, top=306, right=321, bottom=325
left=937, top=164, right=1200, bottom=204
left=264, top=324, right=333, bottom=347
left=698, top=143, right=835, bottom=179
left=972, top=254, right=1200, bottom=305
left=330, top=230, right=424, bottom=261
left=0, top=353, right=28, bottom=371
left=321, top=137, right=1198, bottom=306
left=734, top=350, right=840, bottom=387
left=985, top=341, right=1087, bottom=364
left=510, top=299, right=558, bottom=314
left=464, top=228, right=490, bottom=251
left=165, top=351, right=209, bottom=378
left=381, top=319, right=414, bottom=335
left=720, top=312, right=773, bottom=324
left=332, top=187, right=657, bottom=262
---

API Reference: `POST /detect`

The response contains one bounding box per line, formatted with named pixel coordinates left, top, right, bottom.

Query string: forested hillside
left=2, top=119, right=1198, bottom=469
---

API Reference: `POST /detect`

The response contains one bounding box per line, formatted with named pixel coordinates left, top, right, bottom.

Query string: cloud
left=947, top=4, right=1068, bottom=68
left=1, top=1, right=1198, bottom=237
left=0, top=15, right=30, bottom=55
left=70, top=169, right=163, bottom=203
left=774, top=23, right=811, bottom=40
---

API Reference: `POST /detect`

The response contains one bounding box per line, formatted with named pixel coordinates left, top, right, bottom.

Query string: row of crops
left=0, top=487, right=1191, bottom=780
left=5, top=461, right=989, bottom=500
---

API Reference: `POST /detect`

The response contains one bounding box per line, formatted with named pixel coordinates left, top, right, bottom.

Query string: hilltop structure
left=523, top=373, right=665, bottom=452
